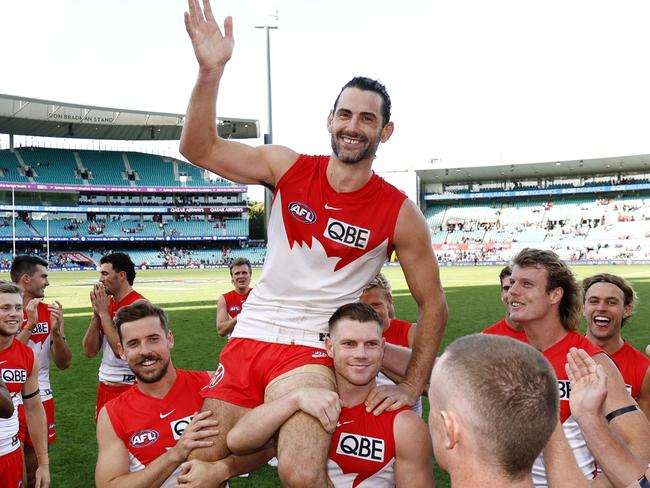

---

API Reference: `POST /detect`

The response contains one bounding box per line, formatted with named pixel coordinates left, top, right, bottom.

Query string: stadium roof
left=0, top=94, right=258, bottom=141
left=417, top=154, right=650, bottom=184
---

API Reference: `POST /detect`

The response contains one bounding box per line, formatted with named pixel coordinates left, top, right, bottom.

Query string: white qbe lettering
left=323, top=218, right=370, bottom=250
left=336, top=433, right=384, bottom=462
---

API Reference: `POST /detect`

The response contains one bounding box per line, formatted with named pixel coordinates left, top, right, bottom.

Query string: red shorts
left=201, top=338, right=333, bottom=408
left=0, top=446, right=23, bottom=488
left=18, top=398, right=57, bottom=446
left=96, top=383, right=132, bottom=421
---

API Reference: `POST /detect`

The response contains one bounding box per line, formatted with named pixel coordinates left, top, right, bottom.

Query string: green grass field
left=2, top=264, right=649, bottom=487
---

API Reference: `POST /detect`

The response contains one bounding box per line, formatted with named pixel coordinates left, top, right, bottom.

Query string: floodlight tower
left=256, top=6, right=278, bottom=238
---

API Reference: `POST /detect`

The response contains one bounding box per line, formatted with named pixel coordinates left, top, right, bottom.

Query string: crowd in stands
left=427, top=193, right=650, bottom=263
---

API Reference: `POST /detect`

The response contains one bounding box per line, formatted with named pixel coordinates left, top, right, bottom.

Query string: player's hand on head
left=295, top=388, right=341, bottom=434
left=365, top=382, right=418, bottom=415
left=565, top=347, right=608, bottom=420
left=177, top=459, right=230, bottom=487
left=184, top=0, right=234, bottom=71
left=172, top=410, right=220, bottom=462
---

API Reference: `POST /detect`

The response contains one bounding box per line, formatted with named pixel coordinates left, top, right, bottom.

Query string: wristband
left=22, top=389, right=40, bottom=400
left=639, top=474, right=650, bottom=488
left=605, top=404, right=639, bottom=423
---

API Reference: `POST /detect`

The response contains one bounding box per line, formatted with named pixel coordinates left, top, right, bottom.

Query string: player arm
left=96, top=409, right=219, bottom=488
left=368, top=201, right=447, bottom=413
left=16, top=297, right=43, bottom=345
left=22, top=354, right=50, bottom=487
left=636, top=367, right=650, bottom=420
left=49, top=301, right=71, bottom=370
left=215, top=295, right=236, bottom=337
left=179, top=0, right=296, bottom=186
left=0, top=379, right=13, bottom=419
left=227, top=387, right=340, bottom=454
left=393, top=201, right=447, bottom=395
left=82, top=313, right=102, bottom=358
left=541, top=421, right=592, bottom=488
left=393, top=411, right=435, bottom=488
left=593, top=353, right=650, bottom=463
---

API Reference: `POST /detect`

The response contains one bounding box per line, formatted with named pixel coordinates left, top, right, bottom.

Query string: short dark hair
left=10, top=255, right=48, bottom=284
left=328, top=302, right=383, bottom=336
left=100, top=252, right=136, bottom=285
left=440, top=334, right=558, bottom=481
left=499, top=265, right=512, bottom=283
left=583, top=273, right=637, bottom=326
left=114, top=300, right=167, bottom=342
left=229, top=257, right=252, bottom=276
left=512, top=248, right=582, bottom=331
left=333, top=77, right=392, bottom=127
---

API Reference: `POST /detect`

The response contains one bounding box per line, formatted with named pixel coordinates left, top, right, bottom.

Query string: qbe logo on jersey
left=336, top=432, right=384, bottom=462
left=1, top=368, right=27, bottom=384
left=32, top=322, right=49, bottom=334
left=324, top=218, right=371, bottom=250
left=170, top=414, right=194, bottom=440
left=557, top=380, right=571, bottom=400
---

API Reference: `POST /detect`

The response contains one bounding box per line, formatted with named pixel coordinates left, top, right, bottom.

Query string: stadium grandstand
left=0, top=94, right=266, bottom=269
left=416, top=154, right=650, bottom=265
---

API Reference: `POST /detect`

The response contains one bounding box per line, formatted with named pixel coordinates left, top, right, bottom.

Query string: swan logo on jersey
left=324, top=218, right=371, bottom=250
left=288, top=201, right=317, bottom=224
left=205, top=363, right=225, bottom=390
left=130, top=429, right=159, bottom=448
left=171, top=414, right=194, bottom=440
left=1, top=369, right=27, bottom=383
left=336, top=433, right=385, bottom=462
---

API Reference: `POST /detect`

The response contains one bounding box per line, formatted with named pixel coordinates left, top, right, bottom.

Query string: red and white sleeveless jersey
left=328, top=403, right=408, bottom=487
left=223, top=289, right=251, bottom=318
left=22, top=302, right=54, bottom=401
left=99, top=290, right=145, bottom=384
left=610, top=341, right=650, bottom=399
left=0, top=339, right=34, bottom=455
left=105, top=369, right=210, bottom=487
left=482, top=318, right=528, bottom=343
left=532, top=332, right=603, bottom=487
left=233, top=155, right=407, bottom=347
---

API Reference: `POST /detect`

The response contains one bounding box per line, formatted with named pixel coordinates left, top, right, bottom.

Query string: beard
left=330, top=131, right=380, bottom=164
left=133, top=355, right=170, bottom=384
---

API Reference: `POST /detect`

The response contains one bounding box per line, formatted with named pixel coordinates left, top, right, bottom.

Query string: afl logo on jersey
left=130, top=429, right=159, bottom=448
left=288, top=201, right=317, bottom=224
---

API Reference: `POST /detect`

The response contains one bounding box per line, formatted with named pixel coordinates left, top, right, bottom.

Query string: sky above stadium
left=3, top=0, right=650, bottom=185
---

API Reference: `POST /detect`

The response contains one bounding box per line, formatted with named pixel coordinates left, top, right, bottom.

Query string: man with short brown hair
left=216, top=257, right=252, bottom=337
left=429, top=334, right=558, bottom=487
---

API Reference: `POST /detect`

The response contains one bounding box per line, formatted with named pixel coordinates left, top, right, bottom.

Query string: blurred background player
left=82, top=252, right=146, bottom=419
left=507, top=248, right=650, bottom=485
left=216, top=257, right=252, bottom=337
left=483, top=265, right=526, bottom=341
left=428, top=334, right=558, bottom=488
left=360, top=273, right=422, bottom=415
left=10, top=255, right=71, bottom=486
left=0, top=282, right=50, bottom=488
left=582, top=273, right=650, bottom=418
